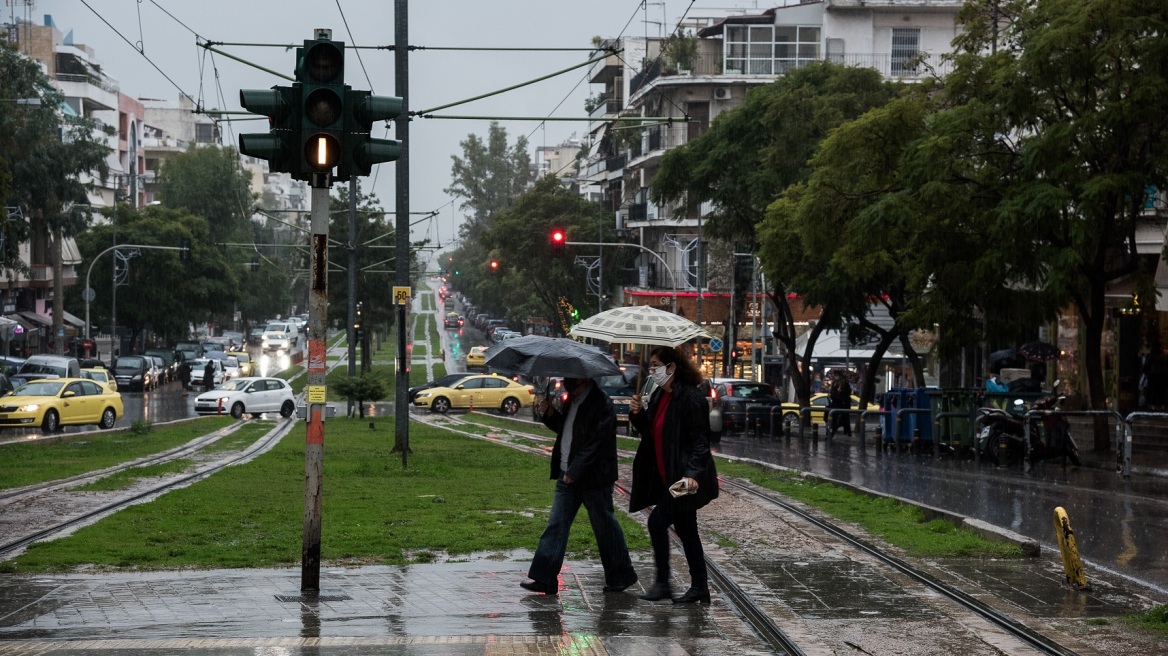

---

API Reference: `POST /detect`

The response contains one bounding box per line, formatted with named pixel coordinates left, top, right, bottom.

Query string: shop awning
left=18, top=311, right=52, bottom=327
left=53, top=310, right=86, bottom=328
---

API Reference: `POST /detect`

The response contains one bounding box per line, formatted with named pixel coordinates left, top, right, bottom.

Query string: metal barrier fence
left=730, top=401, right=1168, bottom=478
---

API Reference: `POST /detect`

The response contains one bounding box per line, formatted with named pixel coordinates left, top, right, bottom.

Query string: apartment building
left=585, top=0, right=963, bottom=329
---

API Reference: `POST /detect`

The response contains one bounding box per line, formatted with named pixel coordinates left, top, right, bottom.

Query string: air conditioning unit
left=713, top=87, right=731, bottom=101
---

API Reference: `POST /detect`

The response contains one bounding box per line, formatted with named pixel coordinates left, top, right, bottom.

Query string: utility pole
left=347, top=176, right=358, bottom=417
left=391, top=0, right=413, bottom=465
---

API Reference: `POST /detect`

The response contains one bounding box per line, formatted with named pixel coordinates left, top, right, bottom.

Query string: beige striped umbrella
left=569, top=305, right=706, bottom=347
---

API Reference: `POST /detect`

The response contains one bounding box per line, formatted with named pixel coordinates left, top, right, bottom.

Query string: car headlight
left=132, top=375, right=142, bottom=380
left=217, top=397, right=231, bottom=403
left=17, top=404, right=39, bottom=412
left=418, top=392, right=431, bottom=398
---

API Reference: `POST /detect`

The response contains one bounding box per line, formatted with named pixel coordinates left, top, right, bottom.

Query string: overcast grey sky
left=24, top=0, right=744, bottom=258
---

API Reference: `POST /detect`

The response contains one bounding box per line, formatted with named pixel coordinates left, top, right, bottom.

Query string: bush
left=332, top=373, right=388, bottom=417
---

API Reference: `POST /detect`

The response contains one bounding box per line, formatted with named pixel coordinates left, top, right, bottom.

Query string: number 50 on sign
left=393, top=286, right=411, bottom=305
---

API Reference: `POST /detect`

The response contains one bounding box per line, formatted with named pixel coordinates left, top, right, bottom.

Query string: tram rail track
left=0, top=417, right=295, bottom=560
left=422, top=408, right=1082, bottom=656
left=0, top=420, right=252, bottom=504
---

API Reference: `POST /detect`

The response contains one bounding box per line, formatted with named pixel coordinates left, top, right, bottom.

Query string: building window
left=725, top=24, right=820, bottom=75
left=891, top=28, right=921, bottom=74
left=195, top=122, right=216, bottom=144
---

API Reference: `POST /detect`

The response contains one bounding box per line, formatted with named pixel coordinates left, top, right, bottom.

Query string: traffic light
left=489, top=260, right=500, bottom=272
left=296, top=36, right=346, bottom=177
left=238, top=85, right=298, bottom=173
left=550, top=228, right=565, bottom=254
left=339, top=89, right=402, bottom=178
left=179, top=237, right=192, bottom=262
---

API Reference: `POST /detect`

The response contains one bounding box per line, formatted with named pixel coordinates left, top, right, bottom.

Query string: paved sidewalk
left=0, top=558, right=771, bottom=655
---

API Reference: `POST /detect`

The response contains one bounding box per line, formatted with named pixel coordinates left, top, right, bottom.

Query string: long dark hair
left=650, top=345, right=703, bottom=386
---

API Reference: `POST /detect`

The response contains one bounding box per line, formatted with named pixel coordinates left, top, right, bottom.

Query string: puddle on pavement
left=744, top=557, right=941, bottom=620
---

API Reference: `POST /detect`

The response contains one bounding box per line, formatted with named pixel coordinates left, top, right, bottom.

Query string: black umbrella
left=989, top=348, right=1018, bottom=364
left=484, top=335, right=621, bottom=379
left=1018, top=341, right=1059, bottom=362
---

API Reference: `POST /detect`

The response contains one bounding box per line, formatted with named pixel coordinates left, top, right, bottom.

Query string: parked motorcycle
left=976, top=381, right=1081, bottom=467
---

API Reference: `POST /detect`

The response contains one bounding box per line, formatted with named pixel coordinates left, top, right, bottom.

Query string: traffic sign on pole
left=710, top=337, right=724, bottom=352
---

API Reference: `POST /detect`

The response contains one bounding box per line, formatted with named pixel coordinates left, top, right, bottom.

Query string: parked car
left=708, top=378, right=782, bottom=436
left=596, top=367, right=638, bottom=433
left=188, top=358, right=226, bottom=392
left=409, top=372, right=471, bottom=403
left=193, top=376, right=296, bottom=419
left=0, top=372, right=14, bottom=397
left=202, top=339, right=229, bottom=354
left=148, top=356, right=169, bottom=386
left=112, top=355, right=154, bottom=392
left=175, top=342, right=203, bottom=363
left=0, top=378, right=123, bottom=432
left=81, top=367, right=117, bottom=392
left=0, top=355, right=26, bottom=376
left=13, top=355, right=82, bottom=387
left=780, top=393, right=879, bottom=431
left=144, top=349, right=176, bottom=383
left=412, top=374, right=534, bottom=415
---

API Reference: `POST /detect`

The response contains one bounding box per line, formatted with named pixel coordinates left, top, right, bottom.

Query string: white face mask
left=649, top=364, right=673, bottom=387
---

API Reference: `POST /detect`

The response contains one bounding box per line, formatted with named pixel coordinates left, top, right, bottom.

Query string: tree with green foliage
left=445, top=122, right=533, bottom=230
left=155, top=145, right=254, bottom=241
left=934, top=0, right=1168, bottom=444
left=333, top=372, right=388, bottom=418
left=654, top=62, right=899, bottom=403
left=71, top=206, right=238, bottom=347
left=451, top=176, right=630, bottom=331
left=1, top=43, right=110, bottom=352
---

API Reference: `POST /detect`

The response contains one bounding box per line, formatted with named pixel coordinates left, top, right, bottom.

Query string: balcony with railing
left=587, top=93, right=625, bottom=119
left=629, top=50, right=953, bottom=96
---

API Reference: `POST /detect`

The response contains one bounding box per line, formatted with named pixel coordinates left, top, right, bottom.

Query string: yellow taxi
left=227, top=351, right=254, bottom=377
left=0, top=378, right=124, bottom=433
left=780, top=393, right=878, bottom=429
left=465, top=346, right=488, bottom=370
left=81, top=367, right=118, bottom=392
left=412, top=373, right=534, bottom=415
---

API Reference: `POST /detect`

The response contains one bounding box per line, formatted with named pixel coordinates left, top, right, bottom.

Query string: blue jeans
left=528, top=480, right=637, bottom=588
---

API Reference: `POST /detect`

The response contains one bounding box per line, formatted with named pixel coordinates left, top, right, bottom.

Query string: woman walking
left=628, top=345, right=719, bottom=604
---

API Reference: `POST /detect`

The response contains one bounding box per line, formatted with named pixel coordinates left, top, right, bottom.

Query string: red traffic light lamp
left=489, top=259, right=500, bottom=271
left=551, top=228, right=565, bottom=254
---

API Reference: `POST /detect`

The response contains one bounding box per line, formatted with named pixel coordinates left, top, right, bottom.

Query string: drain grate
left=274, top=593, right=351, bottom=603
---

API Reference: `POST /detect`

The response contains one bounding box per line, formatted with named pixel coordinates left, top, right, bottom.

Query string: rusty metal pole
left=301, top=181, right=330, bottom=593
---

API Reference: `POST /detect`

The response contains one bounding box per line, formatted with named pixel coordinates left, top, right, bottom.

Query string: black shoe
left=520, top=580, right=558, bottom=595
left=640, top=581, right=672, bottom=601
left=603, top=574, right=638, bottom=592
left=673, top=587, right=711, bottom=604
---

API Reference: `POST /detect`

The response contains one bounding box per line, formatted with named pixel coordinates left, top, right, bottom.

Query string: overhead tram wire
left=78, top=0, right=199, bottom=109
left=335, top=0, right=374, bottom=91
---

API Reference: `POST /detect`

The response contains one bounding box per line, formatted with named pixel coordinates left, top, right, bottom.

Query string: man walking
left=520, top=377, right=638, bottom=595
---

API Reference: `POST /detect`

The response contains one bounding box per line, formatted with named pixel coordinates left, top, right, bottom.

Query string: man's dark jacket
left=628, top=382, right=719, bottom=513
left=541, top=381, right=618, bottom=490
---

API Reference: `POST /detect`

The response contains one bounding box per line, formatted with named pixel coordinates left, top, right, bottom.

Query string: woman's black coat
left=628, top=381, right=718, bottom=513
left=540, top=381, right=619, bottom=490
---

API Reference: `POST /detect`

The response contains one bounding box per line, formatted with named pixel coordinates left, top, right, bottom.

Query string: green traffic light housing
left=296, top=38, right=346, bottom=179
left=238, top=86, right=298, bottom=174
left=339, top=89, right=403, bottom=178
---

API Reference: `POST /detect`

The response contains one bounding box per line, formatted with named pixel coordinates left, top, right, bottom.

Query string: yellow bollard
left=1053, top=507, right=1089, bottom=589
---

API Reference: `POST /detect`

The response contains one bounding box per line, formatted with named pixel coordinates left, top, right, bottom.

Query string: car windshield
left=19, top=363, right=67, bottom=377
left=14, top=381, right=64, bottom=396
left=114, top=357, right=144, bottom=369
left=216, top=379, right=249, bottom=392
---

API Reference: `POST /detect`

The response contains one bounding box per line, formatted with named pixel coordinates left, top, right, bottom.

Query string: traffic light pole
left=347, top=176, right=358, bottom=418
left=302, top=182, right=330, bottom=593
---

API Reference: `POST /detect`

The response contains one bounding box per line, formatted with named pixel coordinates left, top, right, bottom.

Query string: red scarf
left=652, top=390, right=672, bottom=484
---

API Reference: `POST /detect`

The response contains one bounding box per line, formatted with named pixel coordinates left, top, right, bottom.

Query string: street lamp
left=563, top=240, right=677, bottom=313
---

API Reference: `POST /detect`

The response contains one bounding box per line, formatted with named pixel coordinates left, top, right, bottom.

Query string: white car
left=222, top=356, right=241, bottom=381
left=189, top=358, right=226, bottom=391
left=194, top=377, right=296, bottom=419
left=262, top=321, right=295, bottom=353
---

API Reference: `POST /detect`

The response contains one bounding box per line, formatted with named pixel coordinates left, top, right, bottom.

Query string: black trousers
left=646, top=491, right=707, bottom=589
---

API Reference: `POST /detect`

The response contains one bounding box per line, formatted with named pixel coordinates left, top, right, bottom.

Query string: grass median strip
left=0, top=417, right=236, bottom=490
left=202, top=421, right=279, bottom=453
left=3, top=418, right=650, bottom=572
left=716, top=460, right=1024, bottom=559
